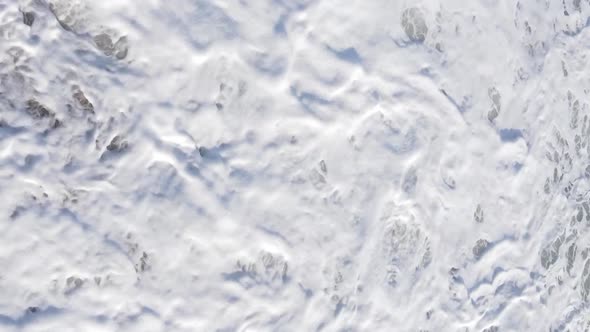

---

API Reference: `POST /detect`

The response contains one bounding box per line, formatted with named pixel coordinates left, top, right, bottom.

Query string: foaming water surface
left=1, top=0, right=590, bottom=331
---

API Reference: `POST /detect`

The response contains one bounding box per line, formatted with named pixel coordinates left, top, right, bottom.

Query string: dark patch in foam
left=499, top=128, right=523, bottom=142
left=327, top=46, right=362, bottom=64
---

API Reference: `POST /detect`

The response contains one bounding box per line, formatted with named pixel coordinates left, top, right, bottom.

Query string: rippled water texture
left=1, top=0, right=590, bottom=331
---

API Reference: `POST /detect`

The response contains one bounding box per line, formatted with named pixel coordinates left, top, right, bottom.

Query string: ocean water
left=1, top=0, right=590, bottom=331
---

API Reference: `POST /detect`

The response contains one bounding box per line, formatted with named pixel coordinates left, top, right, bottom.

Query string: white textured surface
left=1, top=0, right=590, bottom=331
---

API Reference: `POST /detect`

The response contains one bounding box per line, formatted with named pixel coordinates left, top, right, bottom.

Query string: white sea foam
left=1, top=0, right=590, bottom=331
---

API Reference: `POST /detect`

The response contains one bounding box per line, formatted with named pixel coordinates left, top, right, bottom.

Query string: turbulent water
left=1, top=0, right=590, bottom=331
